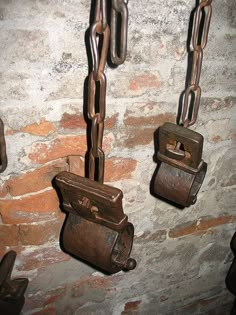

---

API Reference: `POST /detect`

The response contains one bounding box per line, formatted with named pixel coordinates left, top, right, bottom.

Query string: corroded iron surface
left=154, top=122, right=207, bottom=207
left=56, top=171, right=136, bottom=274
left=0, top=251, right=28, bottom=315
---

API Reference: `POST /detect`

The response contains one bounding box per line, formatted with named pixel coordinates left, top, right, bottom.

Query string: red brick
left=122, top=301, right=141, bottom=314
left=0, top=184, right=8, bottom=198
left=17, top=245, right=70, bottom=271
left=28, top=135, right=87, bottom=164
left=169, top=221, right=197, bottom=238
left=21, top=119, right=56, bottom=136
left=28, top=135, right=114, bottom=164
left=105, top=158, right=137, bottom=182
left=67, top=157, right=137, bottom=182
left=122, top=113, right=175, bottom=147
left=19, top=219, right=62, bottom=245
left=122, top=127, right=154, bottom=147
left=60, top=113, right=118, bottom=130
left=169, top=215, right=236, bottom=238
left=0, top=189, right=60, bottom=224
left=60, top=113, right=86, bottom=129
left=124, top=112, right=175, bottom=127
left=198, top=215, right=236, bottom=231
left=129, top=73, right=160, bottom=91
left=0, top=159, right=68, bottom=198
left=0, top=224, right=19, bottom=246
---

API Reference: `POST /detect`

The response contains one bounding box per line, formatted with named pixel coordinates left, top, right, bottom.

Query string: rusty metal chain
left=88, top=0, right=129, bottom=183
left=111, top=0, right=129, bottom=65
left=181, top=0, right=212, bottom=127
left=88, top=0, right=110, bottom=183
left=0, top=118, right=7, bottom=173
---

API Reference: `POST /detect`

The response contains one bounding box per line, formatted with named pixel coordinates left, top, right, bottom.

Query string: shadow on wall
left=226, top=231, right=236, bottom=315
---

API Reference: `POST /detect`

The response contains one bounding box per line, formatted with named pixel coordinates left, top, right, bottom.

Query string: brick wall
left=0, top=0, right=236, bottom=314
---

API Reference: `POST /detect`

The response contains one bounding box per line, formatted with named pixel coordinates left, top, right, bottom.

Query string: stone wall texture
left=0, top=0, right=236, bottom=314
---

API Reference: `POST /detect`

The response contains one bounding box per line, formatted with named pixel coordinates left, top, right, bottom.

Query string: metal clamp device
left=154, top=123, right=207, bottom=207
left=0, top=251, right=28, bottom=315
left=56, top=172, right=136, bottom=274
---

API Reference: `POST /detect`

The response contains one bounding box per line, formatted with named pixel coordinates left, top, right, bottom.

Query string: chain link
left=90, top=2, right=110, bottom=81
left=88, top=0, right=110, bottom=183
left=111, top=0, right=129, bottom=65
left=181, top=0, right=212, bottom=127
left=0, top=118, right=7, bottom=173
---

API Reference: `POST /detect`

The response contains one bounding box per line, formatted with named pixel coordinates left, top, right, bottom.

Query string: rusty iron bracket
left=56, top=171, right=128, bottom=231
left=55, top=171, right=136, bottom=274
left=158, top=122, right=204, bottom=173
left=153, top=123, right=207, bottom=207
left=0, top=251, right=28, bottom=315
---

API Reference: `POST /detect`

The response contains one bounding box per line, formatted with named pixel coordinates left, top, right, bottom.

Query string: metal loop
left=101, top=0, right=108, bottom=30
left=0, top=118, right=7, bottom=173
left=190, top=46, right=203, bottom=87
left=90, top=21, right=110, bottom=80
left=95, top=0, right=101, bottom=21
left=182, top=85, right=201, bottom=127
left=89, top=114, right=105, bottom=182
left=91, top=114, right=104, bottom=157
left=111, top=0, right=129, bottom=65
left=192, top=0, right=212, bottom=50
left=89, top=148, right=105, bottom=184
left=95, top=0, right=108, bottom=30
left=88, top=72, right=106, bottom=123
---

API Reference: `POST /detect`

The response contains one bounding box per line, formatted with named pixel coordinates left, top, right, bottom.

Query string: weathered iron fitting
left=0, top=251, right=28, bottom=315
left=153, top=123, right=207, bottom=207
left=56, top=171, right=136, bottom=274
